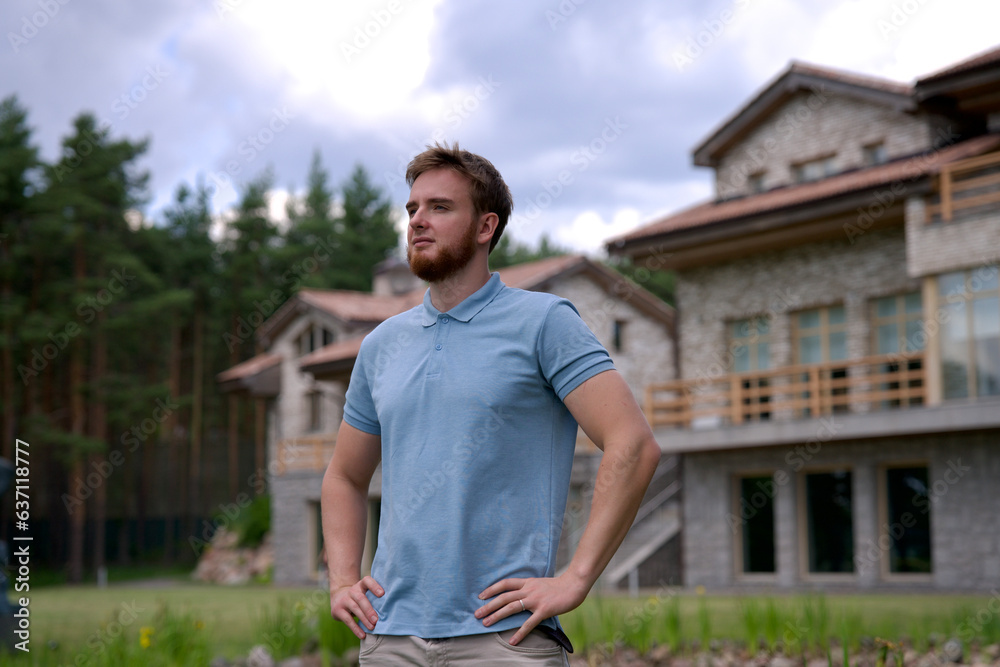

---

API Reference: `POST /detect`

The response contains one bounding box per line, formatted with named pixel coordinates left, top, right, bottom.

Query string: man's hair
left=405, top=143, right=512, bottom=253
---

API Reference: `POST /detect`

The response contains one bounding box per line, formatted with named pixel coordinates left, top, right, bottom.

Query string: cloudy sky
left=4, top=0, right=1000, bottom=256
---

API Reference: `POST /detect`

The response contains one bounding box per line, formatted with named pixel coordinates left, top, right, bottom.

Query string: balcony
left=275, top=433, right=337, bottom=475
left=645, top=351, right=926, bottom=429
left=925, top=150, right=1000, bottom=223
left=645, top=350, right=1000, bottom=453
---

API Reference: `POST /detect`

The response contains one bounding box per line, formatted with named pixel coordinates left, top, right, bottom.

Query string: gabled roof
left=608, top=134, right=1000, bottom=262
left=257, top=288, right=423, bottom=347
left=918, top=44, right=1000, bottom=85
left=915, top=44, right=1000, bottom=113
left=693, top=62, right=914, bottom=167
left=217, top=352, right=282, bottom=395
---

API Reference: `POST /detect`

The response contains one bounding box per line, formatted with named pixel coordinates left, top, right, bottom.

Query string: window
left=735, top=475, right=776, bottom=574
left=793, top=155, right=837, bottom=183
left=883, top=466, right=932, bottom=574
left=939, top=266, right=1000, bottom=399
left=308, top=390, right=322, bottom=432
left=793, top=305, right=848, bottom=415
left=803, top=470, right=854, bottom=574
left=730, top=317, right=772, bottom=421
left=748, top=171, right=767, bottom=194
left=612, top=320, right=626, bottom=352
left=299, top=329, right=314, bottom=356
left=871, top=293, right=924, bottom=407
left=863, top=142, right=888, bottom=166
left=299, top=325, right=335, bottom=357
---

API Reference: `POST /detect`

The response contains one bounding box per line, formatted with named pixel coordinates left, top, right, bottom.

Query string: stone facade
left=682, top=431, right=1000, bottom=590
left=675, top=227, right=920, bottom=383
left=906, top=197, right=1000, bottom=278
left=715, top=91, right=935, bottom=199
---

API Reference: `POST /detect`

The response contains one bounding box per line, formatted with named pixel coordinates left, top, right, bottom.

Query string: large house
left=608, top=46, right=1000, bottom=590
left=218, top=255, right=678, bottom=587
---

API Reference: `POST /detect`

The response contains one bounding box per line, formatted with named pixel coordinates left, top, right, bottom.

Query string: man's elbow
left=637, top=434, right=661, bottom=480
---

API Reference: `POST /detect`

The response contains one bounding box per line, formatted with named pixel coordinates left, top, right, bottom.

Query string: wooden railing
left=275, top=433, right=337, bottom=474
left=644, top=352, right=925, bottom=429
left=926, top=151, right=1000, bottom=222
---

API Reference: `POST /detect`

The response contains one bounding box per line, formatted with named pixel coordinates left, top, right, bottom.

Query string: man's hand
left=330, top=576, right=385, bottom=639
left=474, top=573, right=590, bottom=645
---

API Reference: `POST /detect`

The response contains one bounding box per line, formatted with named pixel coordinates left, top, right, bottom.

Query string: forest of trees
left=0, top=95, right=581, bottom=582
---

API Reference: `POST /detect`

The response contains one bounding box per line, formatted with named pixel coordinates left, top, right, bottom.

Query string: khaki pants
left=359, top=628, right=570, bottom=666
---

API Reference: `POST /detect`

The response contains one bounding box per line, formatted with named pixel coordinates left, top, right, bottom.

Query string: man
left=322, top=143, right=660, bottom=665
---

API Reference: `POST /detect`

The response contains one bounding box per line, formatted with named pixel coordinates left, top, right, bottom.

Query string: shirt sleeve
left=536, top=299, right=616, bottom=401
left=343, top=338, right=382, bottom=435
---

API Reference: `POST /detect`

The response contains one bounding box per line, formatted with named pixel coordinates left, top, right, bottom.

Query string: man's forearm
left=563, top=434, right=661, bottom=589
left=321, top=467, right=370, bottom=587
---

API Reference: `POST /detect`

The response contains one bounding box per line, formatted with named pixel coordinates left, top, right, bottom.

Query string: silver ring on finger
left=519, top=599, right=525, bottom=612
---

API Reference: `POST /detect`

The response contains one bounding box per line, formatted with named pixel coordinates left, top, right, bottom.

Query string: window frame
left=877, top=461, right=933, bottom=581
left=797, top=466, right=857, bottom=582
left=731, top=471, right=779, bottom=582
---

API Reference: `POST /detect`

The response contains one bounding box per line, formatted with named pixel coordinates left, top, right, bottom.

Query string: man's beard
left=407, top=220, right=479, bottom=283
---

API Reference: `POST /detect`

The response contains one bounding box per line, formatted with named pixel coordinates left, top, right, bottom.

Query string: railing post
left=941, top=166, right=952, bottom=222
left=810, top=367, right=822, bottom=416
left=730, top=376, right=742, bottom=425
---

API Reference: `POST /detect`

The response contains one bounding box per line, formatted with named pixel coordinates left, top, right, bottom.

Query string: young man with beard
left=321, top=144, right=660, bottom=665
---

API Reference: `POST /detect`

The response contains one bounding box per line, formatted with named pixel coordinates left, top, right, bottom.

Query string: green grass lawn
left=18, top=582, right=339, bottom=665
left=9, top=583, right=1000, bottom=665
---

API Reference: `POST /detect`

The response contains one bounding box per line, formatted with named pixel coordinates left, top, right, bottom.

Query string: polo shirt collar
left=421, top=272, right=505, bottom=326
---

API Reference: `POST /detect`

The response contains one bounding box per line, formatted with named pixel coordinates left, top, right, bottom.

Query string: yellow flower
left=194, top=620, right=205, bottom=630
left=696, top=585, right=706, bottom=596
left=139, top=626, right=155, bottom=649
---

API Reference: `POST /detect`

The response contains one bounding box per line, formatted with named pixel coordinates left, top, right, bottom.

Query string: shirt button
left=435, top=344, right=443, bottom=350
left=441, top=317, right=449, bottom=324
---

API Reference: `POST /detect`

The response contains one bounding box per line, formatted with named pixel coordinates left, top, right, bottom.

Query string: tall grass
left=563, top=591, right=1000, bottom=657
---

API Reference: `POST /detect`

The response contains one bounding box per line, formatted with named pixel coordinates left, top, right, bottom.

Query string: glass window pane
left=740, top=476, right=776, bottom=573
left=973, top=297, right=1000, bottom=338
left=876, top=297, right=897, bottom=318
left=974, top=297, right=1000, bottom=396
left=941, top=300, right=969, bottom=399
left=829, top=331, right=848, bottom=361
left=800, top=335, right=822, bottom=364
left=757, top=317, right=770, bottom=335
left=799, top=310, right=820, bottom=329
left=828, top=305, right=846, bottom=325
left=886, top=467, right=932, bottom=573
left=939, top=272, right=966, bottom=297
left=806, top=471, right=854, bottom=573
left=904, top=292, right=923, bottom=314
left=758, top=342, right=771, bottom=370
left=971, top=266, right=999, bottom=292
left=977, top=338, right=1000, bottom=396
left=905, top=320, right=925, bottom=351
left=877, top=324, right=899, bottom=354
left=733, top=319, right=750, bottom=338
left=733, top=347, right=750, bottom=373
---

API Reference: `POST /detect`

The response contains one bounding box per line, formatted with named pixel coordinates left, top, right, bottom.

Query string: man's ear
left=477, top=212, right=499, bottom=247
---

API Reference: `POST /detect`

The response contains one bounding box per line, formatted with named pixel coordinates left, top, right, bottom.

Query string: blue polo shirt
left=342, top=272, right=614, bottom=638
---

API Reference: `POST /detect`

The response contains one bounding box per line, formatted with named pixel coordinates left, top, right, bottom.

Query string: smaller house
left=218, top=255, right=679, bottom=587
